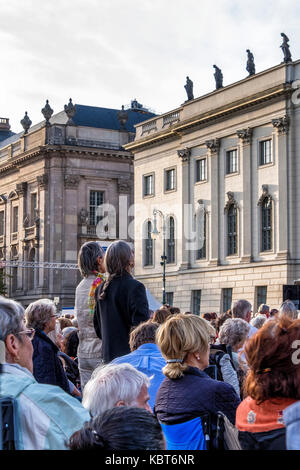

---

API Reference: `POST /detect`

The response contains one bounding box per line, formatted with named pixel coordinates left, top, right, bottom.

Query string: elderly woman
left=25, top=298, right=70, bottom=394
left=250, top=313, right=267, bottom=330
left=0, top=295, right=89, bottom=449
left=94, top=240, right=149, bottom=363
left=218, top=318, right=250, bottom=370
left=155, top=314, right=240, bottom=449
left=236, top=315, right=300, bottom=450
left=75, top=241, right=105, bottom=390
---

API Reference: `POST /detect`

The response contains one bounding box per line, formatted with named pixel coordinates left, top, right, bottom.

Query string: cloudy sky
left=1, top=0, right=300, bottom=132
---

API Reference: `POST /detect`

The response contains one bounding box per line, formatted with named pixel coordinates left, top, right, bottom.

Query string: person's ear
left=115, top=400, right=126, bottom=407
left=5, top=334, right=20, bottom=361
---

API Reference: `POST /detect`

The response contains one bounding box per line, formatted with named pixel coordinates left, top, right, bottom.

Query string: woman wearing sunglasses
left=0, top=295, right=89, bottom=450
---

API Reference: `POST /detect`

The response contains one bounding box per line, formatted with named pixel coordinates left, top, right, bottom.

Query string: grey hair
left=250, top=313, right=267, bottom=330
left=99, top=240, right=133, bottom=300
left=0, top=295, right=25, bottom=340
left=279, top=300, right=298, bottom=320
left=25, top=298, right=56, bottom=330
left=258, top=304, right=269, bottom=315
left=218, top=318, right=250, bottom=349
left=78, top=241, right=104, bottom=277
left=82, top=363, right=150, bottom=418
left=232, top=299, right=252, bottom=320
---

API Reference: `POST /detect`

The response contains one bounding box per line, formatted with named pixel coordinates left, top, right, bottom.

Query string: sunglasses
left=17, top=328, right=35, bottom=341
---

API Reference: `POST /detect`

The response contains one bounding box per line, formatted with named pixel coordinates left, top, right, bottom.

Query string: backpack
left=209, top=343, right=236, bottom=381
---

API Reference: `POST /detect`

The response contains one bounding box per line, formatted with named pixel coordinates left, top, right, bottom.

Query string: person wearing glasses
left=25, top=298, right=75, bottom=395
left=0, top=295, right=89, bottom=450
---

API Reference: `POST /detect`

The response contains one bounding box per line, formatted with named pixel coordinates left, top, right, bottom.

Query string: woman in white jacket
left=75, top=241, right=105, bottom=390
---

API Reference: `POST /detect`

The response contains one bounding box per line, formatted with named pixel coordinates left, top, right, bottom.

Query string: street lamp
left=151, top=209, right=167, bottom=304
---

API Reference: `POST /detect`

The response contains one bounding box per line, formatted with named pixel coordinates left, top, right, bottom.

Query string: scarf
left=88, top=272, right=105, bottom=315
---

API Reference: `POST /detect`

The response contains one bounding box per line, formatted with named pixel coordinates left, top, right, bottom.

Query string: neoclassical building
left=125, top=60, right=300, bottom=314
left=0, top=99, right=154, bottom=307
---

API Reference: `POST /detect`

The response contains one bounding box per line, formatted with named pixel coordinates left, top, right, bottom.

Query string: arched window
left=144, top=221, right=153, bottom=266
left=227, top=205, right=237, bottom=256
left=167, top=217, right=175, bottom=264
left=261, top=198, right=272, bottom=251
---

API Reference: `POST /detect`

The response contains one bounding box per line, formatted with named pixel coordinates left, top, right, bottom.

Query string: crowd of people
left=1, top=239, right=300, bottom=451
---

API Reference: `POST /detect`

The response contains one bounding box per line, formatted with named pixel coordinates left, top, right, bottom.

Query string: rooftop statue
left=184, top=76, right=194, bottom=101
left=213, top=65, right=223, bottom=89
left=246, top=49, right=255, bottom=76
left=280, top=33, right=292, bottom=63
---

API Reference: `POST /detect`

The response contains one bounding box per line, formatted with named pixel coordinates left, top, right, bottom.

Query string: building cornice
left=125, top=83, right=291, bottom=152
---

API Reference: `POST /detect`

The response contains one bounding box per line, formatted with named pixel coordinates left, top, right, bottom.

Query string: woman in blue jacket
left=155, top=314, right=240, bottom=450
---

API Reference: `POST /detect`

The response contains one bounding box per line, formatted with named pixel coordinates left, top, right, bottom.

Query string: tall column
left=237, top=128, right=253, bottom=263
left=177, top=148, right=191, bottom=270
left=63, top=174, right=80, bottom=288
left=272, top=116, right=290, bottom=260
left=206, top=139, right=220, bottom=266
left=37, top=174, right=48, bottom=289
left=16, top=183, right=27, bottom=290
left=118, top=178, right=132, bottom=241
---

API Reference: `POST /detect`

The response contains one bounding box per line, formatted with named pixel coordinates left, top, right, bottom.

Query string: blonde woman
left=155, top=314, right=240, bottom=449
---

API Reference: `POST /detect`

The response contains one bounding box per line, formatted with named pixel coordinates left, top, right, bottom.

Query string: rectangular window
left=89, top=191, right=104, bottom=226
left=12, top=206, right=18, bottom=233
left=196, top=159, right=206, bottom=182
left=166, top=292, right=174, bottom=307
left=143, top=174, right=154, bottom=196
left=222, top=288, right=232, bottom=313
left=227, top=207, right=237, bottom=256
left=192, top=290, right=201, bottom=315
left=196, top=212, right=206, bottom=260
left=226, top=149, right=238, bottom=174
left=260, top=139, right=272, bottom=165
left=31, top=193, right=37, bottom=225
left=257, top=286, right=267, bottom=309
left=165, top=169, right=175, bottom=191
left=0, top=211, right=4, bottom=236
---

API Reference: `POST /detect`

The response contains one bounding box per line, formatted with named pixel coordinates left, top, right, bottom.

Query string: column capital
left=205, top=138, right=220, bottom=154
left=237, top=127, right=253, bottom=144
left=37, top=174, right=48, bottom=190
left=177, top=148, right=191, bottom=162
left=272, top=115, right=290, bottom=134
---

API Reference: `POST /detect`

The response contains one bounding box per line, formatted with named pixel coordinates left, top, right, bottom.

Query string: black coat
left=32, top=329, right=70, bottom=394
left=93, top=272, right=149, bottom=363
left=154, top=366, right=240, bottom=446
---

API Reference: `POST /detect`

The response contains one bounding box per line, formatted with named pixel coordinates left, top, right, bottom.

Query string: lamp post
left=151, top=209, right=167, bottom=305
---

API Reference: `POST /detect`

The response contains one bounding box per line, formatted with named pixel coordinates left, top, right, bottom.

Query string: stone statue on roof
left=280, top=33, right=292, bottom=63
left=213, top=65, right=223, bottom=89
left=184, top=76, right=194, bottom=101
left=246, top=49, right=255, bottom=76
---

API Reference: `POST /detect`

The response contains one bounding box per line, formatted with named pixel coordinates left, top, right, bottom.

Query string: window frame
left=89, top=190, right=105, bottom=226
left=143, top=173, right=155, bottom=198
left=164, top=167, right=176, bottom=193
left=166, top=216, right=176, bottom=264
left=227, top=205, right=238, bottom=256
left=222, top=288, right=232, bottom=313
left=144, top=220, right=154, bottom=267
left=195, top=157, right=207, bottom=183
left=225, top=148, right=239, bottom=175
left=191, top=289, right=201, bottom=315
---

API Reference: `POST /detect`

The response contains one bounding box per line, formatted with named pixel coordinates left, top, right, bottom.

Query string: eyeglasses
left=17, top=328, right=35, bottom=341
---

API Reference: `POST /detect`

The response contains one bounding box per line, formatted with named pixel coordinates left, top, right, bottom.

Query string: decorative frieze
left=272, top=115, right=290, bottom=134
left=64, top=174, right=80, bottom=189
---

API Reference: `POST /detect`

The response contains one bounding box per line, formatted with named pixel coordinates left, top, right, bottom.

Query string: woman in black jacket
left=25, top=299, right=70, bottom=394
left=93, top=240, right=149, bottom=363
left=155, top=314, right=240, bottom=449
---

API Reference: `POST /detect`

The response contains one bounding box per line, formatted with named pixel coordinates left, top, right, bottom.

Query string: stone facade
left=0, top=102, right=154, bottom=307
left=125, top=61, right=300, bottom=314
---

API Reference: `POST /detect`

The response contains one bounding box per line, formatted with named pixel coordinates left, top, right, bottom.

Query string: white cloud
left=1, top=0, right=300, bottom=131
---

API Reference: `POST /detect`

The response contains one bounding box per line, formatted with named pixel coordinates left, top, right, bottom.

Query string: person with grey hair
left=0, top=295, right=89, bottom=449
left=218, top=318, right=250, bottom=368
left=25, top=299, right=70, bottom=394
left=75, top=241, right=105, bottom=390
left=250, top=313, right=267, bottom=330
left=279, top=299, right=298, bottom=320
left=82, top=363, right=151, bottom=417
left=232, top=299, right=257, bottom=339
left=258, top=304, right=270, bottom=317
left=94, top=240, right=149, bottom=363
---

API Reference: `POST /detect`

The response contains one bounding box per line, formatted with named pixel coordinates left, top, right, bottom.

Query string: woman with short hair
left=93, top=240, right=149, bottom=363
left=155, top=314, right=240, bottom=449
left=75, top=241, right=105, bottom=390
left=25, top=298, right=70, bottom=394
left=236, top=316, right=300, bottom=450
left=0, top=295, right=89, bottom=449
left=218, top=318, right=250, bottom=369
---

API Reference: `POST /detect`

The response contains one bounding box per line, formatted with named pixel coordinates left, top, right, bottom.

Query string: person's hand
left=72, top=386, right=81, bottom=397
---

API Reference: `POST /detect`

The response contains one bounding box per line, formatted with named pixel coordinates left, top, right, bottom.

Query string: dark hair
left=64, top=330, right=79, bottom=358
left=244, top=316, right=300, bottom=404
left=152, top=308, right=171, bottom=325
left=215, top=313, right=232, bottom=333
left=129, top=320, right=159, bottom=351
left=78, top=241, right=104, bottom=277
left=58, top=317, right=72, bottom=330
left=270, top=308, right=279, bottom=317
left=68, top=407, right=165, bottom=451
left=99, top=241, right=133, bottom=300
left=202, top=313, right=212, bottom=321
left=169, top=306, right=180, bottom=315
